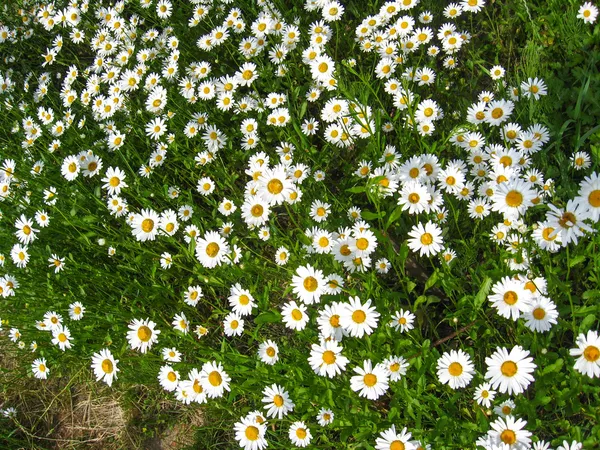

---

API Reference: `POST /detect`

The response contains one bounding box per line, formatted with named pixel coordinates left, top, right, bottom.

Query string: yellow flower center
left=102, top=359, right=113, bottom=373
left=208, top=370, right=222, bottom=386
left=448, top=362, right=463, bottom=376
left=206, top=242, right=220, bottom=258
left=245, top=426, right=259, bottom=441
left=141, top=219, right=154, bottom=233
left=363, top=373, right=377, bottom=387
left=420, top=233, right=433, bottom=245
left=505, top=191, right=523, bottom=207
left=503, top=291, right=518, bottom=305
left=352, top=310, right=366, bottom=324
left=322, top=350, right=336, bottom=364
left=501, top=361, right=518, bottom=377
left=500, top=430, right=517, bottom=445
left=137, top=325, right=152, bottom=342
left=584, top=345, right=600, bottom=362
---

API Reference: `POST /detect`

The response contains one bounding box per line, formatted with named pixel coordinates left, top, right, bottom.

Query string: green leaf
left=569, top=255, right=586, bottom=268
left=473, top=277, right=492, bottom=311
left=424, top=269, right=439, bottom=292
left=361, top=210, right=385, bottom=220
left=346, top=185, right=365, bottom=193
left=254, top=311, right=281, bottom=325
left=542, top=358, right=563, bottom=376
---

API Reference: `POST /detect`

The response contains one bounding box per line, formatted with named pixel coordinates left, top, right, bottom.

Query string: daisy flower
left=274, top=246, right=289, bottom=265
left=339, top=296, right=380, bottom=338
left=291, top=264, right=326, bottom=304
left=577, top=2, right=598, bottom=24
left=289, top=421, right=312, bottom=448
left=234, top=416, right=268, bottom=450
left=223, top=312, right=244, bottom=337
left=200, top=361, right=231, bottom=398
left=127, top=318, right=160, bottom=354
left=407, top=221, right=443, bottom=257
left=102, top=167, right=128, bottom=196
left=51, top=325, right=73, bottom=351
left=520, top=77, right=547, bottom=100
left=172, top=312, right=189, bottom=334
left=474, top=382, right=496, bottom=408
left=184, top=285, right=203, bottom=307
left=488, top=276, right=533, bottom=321
left=569, top=329, right=600, bottom=378
left=68, top=302, right=85, bottom=320
left=228, top=284, right=255, bottom=316
left=317, top=408, right=334, bottom=426
left=310, top=200, right=331, bottom=222
left=158, top=365, right=179, bottom=392
left=523, top=296, right=558, bottom=332
left=162, top=347, right=182, bottom=363
left=487, top=415, right=532, bottom=450
left=494, top=399, right=516, bottom=417
left=131, top=209, right=160, bottom=242
left=307, top=340, right=349, bottom=378
left=262, top=384, right=294, bottom=419
left=485, top=346, right=537, bottom=395
left=195, top=231, right=230, bottom=268
left=281, top=301, right=309, bottom=331
left=32, top=358, right=49, bottom=379
left=375, top=425, right=415, bottom=450
left=436, top=349, right=475, bottom=389
left=91, top=349, right=119, bottom=386
left=389, top=309, right=415, bottom=332
left=258, top=340, right=279, bottom=365
left=350, top=360, right=389, bottom=400
left=557, top=441, right=583, bottom=450
left=382, top=355, right=409, bottom=381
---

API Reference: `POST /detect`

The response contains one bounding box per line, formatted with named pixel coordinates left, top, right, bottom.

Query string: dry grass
left=0, top=338, right=205, bottom=449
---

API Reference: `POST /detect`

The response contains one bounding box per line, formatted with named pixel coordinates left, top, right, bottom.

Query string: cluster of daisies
left=0, top=0, right=599, bottom=448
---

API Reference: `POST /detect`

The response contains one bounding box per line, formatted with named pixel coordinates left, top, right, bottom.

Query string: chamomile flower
left=474, top=382, right=496, bottom=408
left=308, top=340, right=349, bottom=378
left=281, top=301, right=309, bottom=331
left=375, top=425, right=415, bottom=450
left=91, top=349, right=119, bottom=386
left=485, top=346, right=537, bottom=395
left=262, top=384, right=294, bottom=419
left=258, top=340, right=279, bottom=365
left=569, top=330, right=600, bottom=378
left=407, top=221, right=443, bottom=257
left=228, top=284, right=255, bottom=316
left=32, top=358, right=49, bottom=379
left=289, top=421, right=312, bottom=447
left=350, top=360, right=389, bottom=400
left=200, top=361, right=231, bottom=398
left=317, top=408, right=334, bottom=426
left=340, top=296, right=380, bottom=338
left=127, top=318, right=160, bottom=354
left=437, top=349, right=475, bottom=389
left=291, top=264, right=326, bottom=304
